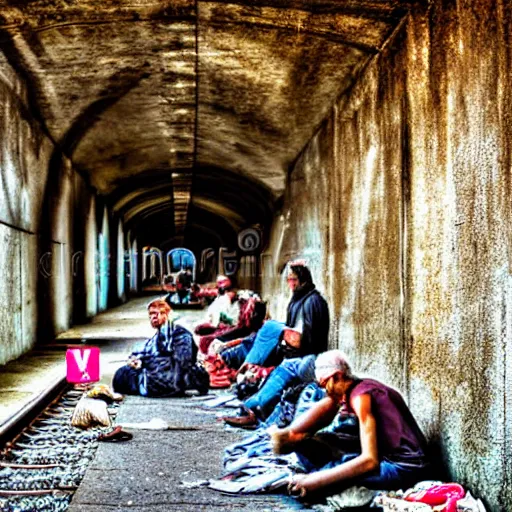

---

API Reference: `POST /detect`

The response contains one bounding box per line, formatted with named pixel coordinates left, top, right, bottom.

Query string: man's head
left=287, top=261, right=313, bottom=292
left=315, top=350, right=354, bottom=399
left=216, top=275, right=232, bottom=295
left=176, top=271, right=187, bottom=289
left=147, top=299, right=172, bottom=329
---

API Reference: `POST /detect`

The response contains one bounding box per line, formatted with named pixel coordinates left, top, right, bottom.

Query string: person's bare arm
left=272, top=396, right=339, bottom=453
left=288, top=396, right=340, bottom=434
left=288, top=393, right=379, bottom=494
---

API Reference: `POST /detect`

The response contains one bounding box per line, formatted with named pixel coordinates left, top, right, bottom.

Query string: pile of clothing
left=206, top=383, right=326, bottom=494
left=205, top=384, right=488, bottom=512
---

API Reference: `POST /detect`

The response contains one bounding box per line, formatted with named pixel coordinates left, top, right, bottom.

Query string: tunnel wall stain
left=0, top=51, right=50, bottom=364
left=262, top=2, right=511, bottom=509
left=405, top=2, right=511, bottom=508
left=0, top=51, right=93, bottom=364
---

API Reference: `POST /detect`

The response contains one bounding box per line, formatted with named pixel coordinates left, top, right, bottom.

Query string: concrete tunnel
left=0, top=0, right=510, bottom=509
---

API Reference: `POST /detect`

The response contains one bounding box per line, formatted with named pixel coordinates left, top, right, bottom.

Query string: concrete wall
left=262, top=2, right=511, bottom=509
left=0, top=51, right=97, bottom=363
left=405, top=2, right=511, bottom=508
left=0, top=52, right=52, bottom=364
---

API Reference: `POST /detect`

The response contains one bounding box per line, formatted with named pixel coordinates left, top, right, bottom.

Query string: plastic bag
left=405, top=483, right=465, bottom=512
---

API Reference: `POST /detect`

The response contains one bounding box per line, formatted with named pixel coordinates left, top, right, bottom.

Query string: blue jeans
left=244, top=320, right=285, bottom=366
left=245, top=355, right=316, bottom=417
left=222, top=335, right=255, bottom=370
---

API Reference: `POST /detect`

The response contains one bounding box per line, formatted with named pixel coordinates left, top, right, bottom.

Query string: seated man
left=199, top=296, right=267, bottom=356
left=273, top=350, right=430, bottom=497
left=205, top=275, right=239, bottom=327
left=165, top=271, right=191, bottom=305
left=222, top=354, right=317, bottom=427
left=113, top=299, right=209, bottom=397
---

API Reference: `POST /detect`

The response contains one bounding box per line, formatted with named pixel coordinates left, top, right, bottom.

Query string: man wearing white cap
left=273, top=350, right=430, bottom=497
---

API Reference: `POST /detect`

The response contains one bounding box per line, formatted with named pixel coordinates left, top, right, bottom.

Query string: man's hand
left=128, top=356, right=142, bottom=370
left=287, top=474, right=318, bottom=497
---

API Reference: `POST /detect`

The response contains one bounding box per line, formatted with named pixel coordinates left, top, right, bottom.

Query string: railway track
left=0, top=386, right=119, bottom=512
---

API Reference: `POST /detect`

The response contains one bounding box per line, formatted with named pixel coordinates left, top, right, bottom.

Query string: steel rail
left=0, top=377, right=69, bottom=449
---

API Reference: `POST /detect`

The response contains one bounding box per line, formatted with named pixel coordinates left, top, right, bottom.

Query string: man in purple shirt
left=272, top=350, right=430, bottom=498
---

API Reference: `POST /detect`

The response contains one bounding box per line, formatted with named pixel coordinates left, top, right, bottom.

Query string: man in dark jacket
left=113, top=299, right=209, bottom=397
left=223, top=261, right=330, bottom=427
left=283, top=261, right=329, bottom=358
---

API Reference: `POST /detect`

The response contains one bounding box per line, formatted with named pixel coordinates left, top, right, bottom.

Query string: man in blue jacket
left=113, top=299, right=209, bottom=397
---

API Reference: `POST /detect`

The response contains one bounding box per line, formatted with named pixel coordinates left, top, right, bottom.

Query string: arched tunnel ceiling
left=109, top=167, right=274, bottom=247
left=0, top=0, right=408, bottom=245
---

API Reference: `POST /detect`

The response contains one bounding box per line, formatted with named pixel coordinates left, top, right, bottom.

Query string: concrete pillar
left=84, top=195, right=97, bottom=318
left=116, top=220, right=125, bottom=301
left=97, top=206, right=110, bottom=312
left=49, top=158, right=73, bottom=334
left=129, top=237, right=139, bottom=293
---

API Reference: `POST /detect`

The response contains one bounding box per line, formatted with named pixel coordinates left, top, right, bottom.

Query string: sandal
left=98, top=426, right=133, bottom=442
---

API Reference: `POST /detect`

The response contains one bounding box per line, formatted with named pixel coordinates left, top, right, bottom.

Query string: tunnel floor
left=1, top=298, right=316, bottom=511
left=0, top=297, right=158, bottom=427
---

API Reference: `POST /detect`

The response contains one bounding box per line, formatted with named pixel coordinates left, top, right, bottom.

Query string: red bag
left=204, top=355, right=237, bottom=388
left=405, top=483, right=465, bottom=512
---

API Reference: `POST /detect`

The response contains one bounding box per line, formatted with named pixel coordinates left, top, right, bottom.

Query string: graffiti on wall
left=37, top=227, right=274, bottom=286
left=140, top=247, right=196, bottom=285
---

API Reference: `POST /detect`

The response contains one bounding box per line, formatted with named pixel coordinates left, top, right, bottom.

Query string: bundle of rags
left=71, top=385, right=121, bottom=429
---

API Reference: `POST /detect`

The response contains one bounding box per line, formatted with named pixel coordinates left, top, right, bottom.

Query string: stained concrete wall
left=0, top=51, right=98, bottom=364
left=262, top=2, right=511, bottom=509
left=405, top=3, right=511, bottom=508
left=0, top=52, right=53, bottom=364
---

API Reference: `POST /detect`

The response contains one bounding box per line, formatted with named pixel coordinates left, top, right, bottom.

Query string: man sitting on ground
left=222, top=262, right=329, bottom=427
left=222, top=353, right=317, bottom=427
left=205, top=275, right=239, bottom=327
left=112, top=299, right=209, bottom=397
left=273, top=350, right=430, bottom=497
